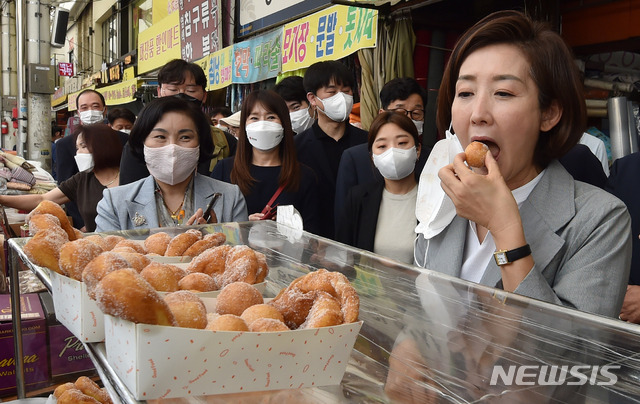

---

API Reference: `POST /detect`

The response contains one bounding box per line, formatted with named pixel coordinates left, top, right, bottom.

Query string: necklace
left=163, top=197, right=185, bottom=221
left=103, top=170, right=119, bottom=187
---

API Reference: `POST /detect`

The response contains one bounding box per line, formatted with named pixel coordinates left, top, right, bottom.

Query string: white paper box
left=158, top=281, right=267, bottom=298
left=50, top=271, right=105, bottom=342
left=104, top=311, right=363, bottom=400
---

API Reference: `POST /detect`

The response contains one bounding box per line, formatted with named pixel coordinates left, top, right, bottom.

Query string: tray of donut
left=18, top=201, right=269, bottom=343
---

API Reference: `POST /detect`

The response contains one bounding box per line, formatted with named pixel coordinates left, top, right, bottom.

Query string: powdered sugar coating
left=59, top=239, right=105, bottom=281
left=216, top=282, right=263, bottom=316
left=163, top=290, right=208, bottom=329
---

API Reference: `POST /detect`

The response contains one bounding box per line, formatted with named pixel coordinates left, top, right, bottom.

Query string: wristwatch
left=494, top=244, right=531, bottom=266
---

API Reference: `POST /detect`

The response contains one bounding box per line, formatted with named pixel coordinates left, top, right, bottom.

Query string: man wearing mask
left=294, top=61, right=368, bottom=239
left=107, top=108, right=136, bottom=134
left=274, top=76, right=314, bottom=135
left=55, top=89, right=129, bottom=229
left=119, top=59, right=236, bottom=185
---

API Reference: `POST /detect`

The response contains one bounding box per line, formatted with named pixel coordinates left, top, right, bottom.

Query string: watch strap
left=494, top=244, right=531, bottom=266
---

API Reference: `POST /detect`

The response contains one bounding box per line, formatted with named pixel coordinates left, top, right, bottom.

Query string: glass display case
left=9, top=220, right=640, bottom=403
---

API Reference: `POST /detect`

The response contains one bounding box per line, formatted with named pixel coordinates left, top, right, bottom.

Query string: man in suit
left=294, top=61, right=368, bottom=239
left=334, top=78, right=430, bottom=228
left=55, top=89, right=129, bottom=229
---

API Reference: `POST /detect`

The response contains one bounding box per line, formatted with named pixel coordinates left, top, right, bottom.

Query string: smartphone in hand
left=203, top=193, right=222, bottom=222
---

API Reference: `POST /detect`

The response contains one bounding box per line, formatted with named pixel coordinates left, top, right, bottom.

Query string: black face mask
left=170, top=93, right=202, bottom=106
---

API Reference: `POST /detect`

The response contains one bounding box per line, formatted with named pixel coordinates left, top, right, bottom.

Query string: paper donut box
left=49, top=271, right=106, bottom=343
left=104, top=298, right=363, bottom=400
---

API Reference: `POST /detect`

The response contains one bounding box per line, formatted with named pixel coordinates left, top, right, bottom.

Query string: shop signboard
left=281, top=5, right=377, bottom=73
left=51, top=87, right=67, bottom=107
left=97, top=78, right=140, bottom=106
left=138, top=12, right=181, bottom=74
left=68, top=86, right=96, bottom=112
left=232, top=28, right=282, bottom=84
left=178, top=0, right=223, bottom=62
left=238, top=0, right=329, bottom=38
left=153, top=0, right=179, bottom=24
left=58, top=62, right=74, bottom=77
left=198, top=45, right=233, bottom=90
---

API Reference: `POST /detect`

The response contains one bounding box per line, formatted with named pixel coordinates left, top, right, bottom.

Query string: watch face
left=495, top=252, right=509, bottom=266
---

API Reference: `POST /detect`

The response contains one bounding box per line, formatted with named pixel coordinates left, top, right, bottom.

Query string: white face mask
left=215, top=124, right=229, bottom=134
left=289, top=107, right=314, bottom=134
left=74, top=153, right=94, bottom=172
left=246, top=121, right=284, bottom=151
left=412, top=119, right=424, bottom=135
left=79, top=109, right=104, bottom=125
left=119, top=129, right=131, bottom=135
left=372, top=146, right=418, bottom=180
left=317, top=92, right=353, bottom=122
left=144, top=144, right=199, bottom=185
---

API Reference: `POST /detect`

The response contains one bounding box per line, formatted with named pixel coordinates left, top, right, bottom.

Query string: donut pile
left=53, top=375, right=112, bottom=404
left=144, top=229, right=226, bottom=257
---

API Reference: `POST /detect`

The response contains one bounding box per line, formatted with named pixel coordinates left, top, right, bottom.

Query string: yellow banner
left=138, top=12, right=181, bottom=74
left=123, top=66, right=136, bottom=81
left=68, top=86, right=96, bottom=112
left=198, top=46, right=233, bottom=91
left=52, top=87, right=67, bottom=107
left=97, top=79, right=140, bottom=106
left=153, top=0, right=179, bottom=24
left=281, top=5, right=377, bottom=73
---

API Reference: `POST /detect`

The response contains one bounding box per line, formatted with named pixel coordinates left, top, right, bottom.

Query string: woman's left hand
left=249, top=212, right=276, bottom=221
left=186, top=208, right=218, bottom=225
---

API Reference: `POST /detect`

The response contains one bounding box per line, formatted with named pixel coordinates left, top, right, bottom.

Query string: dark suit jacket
left=294, top=123, right=368, bottom=238
left=55, top=129, right=129, bottom=228
left=334, top=143, right=430, bottom=229
left=335, top=181, right=385, bottom=252
left=559, top=144, right=607, bottom=189
left=607, top=152, right=640, bottom=285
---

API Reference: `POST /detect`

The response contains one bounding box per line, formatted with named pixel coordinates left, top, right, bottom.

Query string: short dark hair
left=367, top=111, right=420, bottom=153
left=380, top=78, right=427, bottom=110
left=303, top=61, right=354, bottom=95
left=77, top=89, right=106, bottom=109
left=107, top=108, right=136, bottom=125
left=158, top=59, right=207, bottom=90
left=128, top=96, right=213, bottom=165
left=274, top=76, right=307, bottom=103
left=210, top=106, right=232, bottom=117
left=73, top=124, right=122, bottom=171
left=437, top=10, right=586, bottom=168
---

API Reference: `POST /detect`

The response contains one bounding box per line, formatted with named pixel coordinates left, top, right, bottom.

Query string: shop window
left=102, top=14, right=118, bottom=64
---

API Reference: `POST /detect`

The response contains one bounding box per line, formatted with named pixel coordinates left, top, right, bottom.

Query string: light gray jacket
left=414, top=160, right=631, bottom=318
left=95, top=174, right=248, bottom=232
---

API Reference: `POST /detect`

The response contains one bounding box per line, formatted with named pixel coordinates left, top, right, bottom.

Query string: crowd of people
left=11, top=10, right=638, bottom=325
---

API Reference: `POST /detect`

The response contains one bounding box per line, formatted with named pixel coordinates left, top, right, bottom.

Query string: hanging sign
left=281, top=5, right=377, bottom=73
left=97, top=79, right=140, bottom=105
left=232, top=28, right=282, bottom=84
left=198, top=46, right=233, bottom=90
left=58, top=62, right=74, bottom=77
left=138, top=12, right=181, bottom=74
left=179, top=0, right=223, bottom=61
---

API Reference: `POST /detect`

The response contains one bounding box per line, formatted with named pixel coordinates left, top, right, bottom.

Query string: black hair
left=76, top=89, right=106, bottom=109
left=210, top=106, right=232, bottom=117
left=107, top=108, right=136, bottom=125
left=379, top=78, right=427, bottom=110
left=158, top=59, right=207, bottom=90
left=303, top=61, right=355, bottom=95
left=73, top=124, right=122, bottom=171
left=274, top=76, right=307, bottom=103
left=128, top=96, right=213, bottom=165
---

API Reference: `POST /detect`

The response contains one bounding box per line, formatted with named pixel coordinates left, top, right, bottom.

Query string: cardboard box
left=104, top=298, right=362, bottom=400
left=0, top=293, right=50, bottom=397
left=49, top=271, right=105, bottom=343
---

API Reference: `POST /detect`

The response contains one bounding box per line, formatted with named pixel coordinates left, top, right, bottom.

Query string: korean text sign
left=233, top=29, right=282, bottom=84
left=138, top=12, right=181, bottom=74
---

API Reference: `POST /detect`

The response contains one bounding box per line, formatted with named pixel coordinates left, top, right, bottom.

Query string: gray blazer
left=414, top=160, right=632, bottom=318
left=95, top=174, right=248, bottom=232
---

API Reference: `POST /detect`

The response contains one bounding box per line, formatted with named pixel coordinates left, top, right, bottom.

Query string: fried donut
left=249, top=318, right=290, bottom=332
left=58, top=239, right=104, bottom=281
left=216, top=245, right=260, bottom=288
left=187, top=244, right=232, bottom=276
left=241, top=304, right=284, bottom=327
left=83, top=235, right=110, bottom=251
left=101, top=235, right=125, bottom=251
left=116, top=251, right=151, bottom=272
left=182, top=232, right=226, bottom=257
left=269, top=289, right=319, bottom=329
left=75, top=376, right=112, bottom=404
left=82, top=252, right=131, bottom=299
left=144, top=232, right=172, bottom=256
left=53, top=382, right=77, bottom=398
left=255, top=251, right=269, bottom=283
left=178, top=272, right=217, bottom=292
left=29, top=200, right=77, bottom=241
left=23, top=226, right=68, bottom=274
left=57, top=389, right=100, bottom=404
left=165, top=229, right=202, bottom=256
left=164, top=291, right=208, bottom=329
left=465, top=141, right=489, bottom=168
left=113, top=239, right=147, bottom=254
left=300, top=291, right=343, bottom=329
left=141, top=262, right=182, bottom=292
left=216, top=282, right=263, bottom=316
left=28, top=213, right=61, bottom=235
left=94, top=268, right=176, bottom=326
left=206, top=314, right=249, bottom=331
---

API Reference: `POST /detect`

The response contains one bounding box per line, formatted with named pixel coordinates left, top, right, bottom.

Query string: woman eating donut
left=413, top=10, right=631, bottom=317
left=0, top=124, right=122, bottom=232
left=335, top=111, right=420, bottom=264
left=95, top=96, right=248, bottom=231
left=211, top=90, right=319, bottom=233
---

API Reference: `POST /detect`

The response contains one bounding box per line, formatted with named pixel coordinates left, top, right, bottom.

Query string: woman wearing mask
left=335, top=112, right=420, bottom=264
left=211, top=90, right=319, bottom=233
left=95, top=97, right=247, bottom=231
left=0, top=124, right=122, bottom=232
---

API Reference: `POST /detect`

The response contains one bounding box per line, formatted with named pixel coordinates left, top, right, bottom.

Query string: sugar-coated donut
left=28, top=213, right=61, bottom=235
left=465, top=141, right=489, bottom=168
left=164, top=291, right=208, bottom=329
left=83, top=235, right=110, bottom=251
left=58, top=239, right=104, bottom=281
left=300, top=291, right=343, bottom=329
left=94, top=268, right=176, bottom=326
left=182, top=232, right=226, bottom=257
left=53, top=382, right=76, bottom=398
left=82, top=252, right=131, bottom=299
left=75, top=376, right=112, bottom=404
left=101, top=235, right=125, bottom=251
left=165, top=229, right=202, bottom=256
left=113, top=239, right=147, bottom=254
left=249, top=317, right=290, bottom=332
left=23, top=226, right=68, bottom=274
left=56, top=389, right=100, bottom=404
left=141, top=262, right=182, bottom=292
left=28, top=200, right=77, bottom=241
left=178, top=272, right=217, bottom=292
left=206, top=314, right=249, bottom=331
left=216, top=245, right=260, bottom=288
left=241, top=303, right=284, bottom=327
left=187, top=244, right=231, bottom=276
left=116, top=251, right=151, bottom=272
left=144, top=232, right=171, bottom=256
left=216, top=282, right=263, bottom=316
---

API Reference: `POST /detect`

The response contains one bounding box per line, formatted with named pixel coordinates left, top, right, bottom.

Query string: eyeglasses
left=388, top=108, right=424, bottom=121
